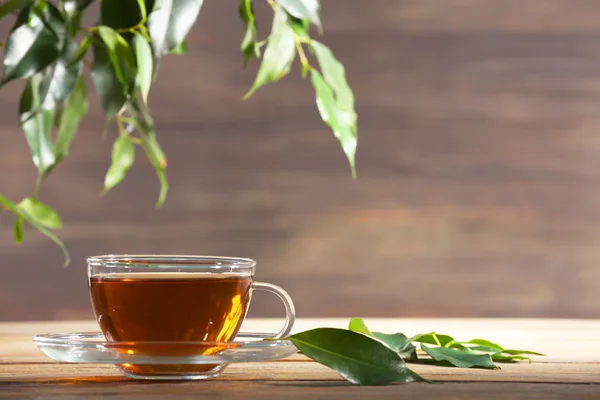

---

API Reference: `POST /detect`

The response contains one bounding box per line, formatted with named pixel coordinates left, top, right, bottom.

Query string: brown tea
left=90, top=273, right=253, bottom=343
left=89, top=273, right=253, bottom=377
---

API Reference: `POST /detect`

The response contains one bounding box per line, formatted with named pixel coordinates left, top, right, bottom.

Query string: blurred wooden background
left=2, top=0, right=600, bottom=321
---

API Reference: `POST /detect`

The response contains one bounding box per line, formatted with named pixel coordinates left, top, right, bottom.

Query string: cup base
left=117, top=363, right=227, bottom=380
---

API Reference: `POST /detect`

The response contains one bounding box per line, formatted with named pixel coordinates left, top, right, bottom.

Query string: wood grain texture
left=3, top=1, right=600, bottom=320
left=1, top=319, right=600, bottom=399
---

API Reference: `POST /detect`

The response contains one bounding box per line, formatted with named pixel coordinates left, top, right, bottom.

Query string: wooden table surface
left=1, top=318, right=599, bottom=399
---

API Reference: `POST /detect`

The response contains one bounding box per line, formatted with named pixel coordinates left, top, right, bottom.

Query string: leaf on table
left=278, top=0, right=321, bottom=30
left=244, top=4, right=295, bottom=99
left=461, top=339, right=504, bottom=352
left=91, top=40, right=127, bottom=120
left=147, top=0, right=203, bottom=62
left=18, top=197, right=63, bottom=229
left=0, top=195, right=70, bottom=266
left=348, top=317, right=373, bottom=336
left=14, top=215, right=24, bottom=244
left=310, top=69, right=357, bottom=178
left=39, top=41, right=83, bottom=111
left=373, top=332, right=418, bottom=361
left=54, top=75, right=88, bottom=161
left=289, top=328, right=429, bottom=385
left=19, top=75, right=56, bottom=176
left=491, top=354, right=533, bottom=363
left=103, top=135, right=136, bottom=193
left=410, top=332, right=455, bottom=347
left=239, top=0, right=259, bottom=68
left=0, top=0, right=34, bottom=18
left=420, top=344, right=498, bottom=369
left=1, top=5, right=61, bottom=86
left=134, top=33, right=153, bottom=104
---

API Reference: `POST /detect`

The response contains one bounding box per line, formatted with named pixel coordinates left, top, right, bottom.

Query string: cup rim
left=86, top=254, right=257, bottom=270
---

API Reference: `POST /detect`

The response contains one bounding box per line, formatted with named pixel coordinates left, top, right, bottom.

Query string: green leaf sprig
left=0, top=0, right=358, bottom=265
left=285, top=318, right=545, bottom=386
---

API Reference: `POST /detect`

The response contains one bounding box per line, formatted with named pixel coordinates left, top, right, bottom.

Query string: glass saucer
left=33, top=332, right=298, bottom=380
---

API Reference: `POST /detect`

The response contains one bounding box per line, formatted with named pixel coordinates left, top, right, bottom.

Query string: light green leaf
left=348, top=318, right=373, bottom=336
left=244, top=5, right=295, bottom=98
left=421, top=344, right=498, bottom=369
left=496, top=349, right=546, bottom=357
left=461, top=339, right=504, bottom=351
left=311, top=41, right=354, bottom=111
left=91, top=40, right=127, bottom=120
left=410, top=332, right=455, bottom=347
left=0, top=0, right=34, bottom=18
left=1, top=5, right=60, bottom=85
left=0, top=195, right=70, bottom=266
left=170, top=40, right=188, bottom=54
left=97, top=26, right=136, bottom=96
left=19, top=75, right=56, bottom=176
left=310, top=70, right=357, bottom=178
left=289, top=328, right=428, bottom=385
left=54, top=75, right=88, bottom=161
left=278, top=0, right=321, bottom=29
left=14, top=216, right=24, bottom=244
left=18, top=197, right=63, bottom=229
left=134, top=33, right=153, bottom=104
left=135, top=0, right=148, bottom=23
left=104, top=135, right=136, bottom=192
left=239, top=0, right=259, bottom=68
left=67, top=36, right=91, bottom=68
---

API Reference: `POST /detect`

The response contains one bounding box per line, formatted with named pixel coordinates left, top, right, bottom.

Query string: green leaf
left=170, top=40, right=187, bottom=55
left=1, top=5, right=61, bottom=85
left=134, top=33, right=153, bottom=104
left=289, top=328, right=428, bottom=385
left=348, top=318, right=373, bottom=336
left=311, top=41, right=354, bottom=111
left=239, top=0, right=259, bottom=68
left=39, top=41, right=83, bottom=111
left=278, top=0, right=321, bottom=29
left=461, top=339, right=504, bottom=351
left=14, top=216, right=24, bottom=244
left=310, top=69, right=357, bottom=178
left=67, top=36, right=91, bottom=68
left=100, top=0, right=144, bottom=31
left=496, top=349, right=545, bottom=357
left=0, top=0, right=34, bottom=18
left=410, top=333, right=455, bottom=347
left=63, top=0, right=95, bottom=12
left=290, top=17, right=310, bottom=41
left=97, top=26, right=136, bottom=96
left=135, top=0, right=148, bottom=23
left=147, top=0, right=203, bottom=60
left=104, top=135, right=136, bottom=192
left=91, top=40, right=127, bottom=120
left=0, top=195, right=70, bottom=266
left=420, top=344, right=498, bottom=369
left=491, top=354, right=533, bottom=363
left=18, top=197, right=63, bottom=229
left=244, top=5, right=295, bottom=98
left=372, top=332, right=418, bottom=361
left=54, top=75, right=88, bottom=161
left=19, top=75, right=56, bottom=175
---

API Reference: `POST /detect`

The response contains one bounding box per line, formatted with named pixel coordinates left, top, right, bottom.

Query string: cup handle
left=251, top=282, right=296, bottom=339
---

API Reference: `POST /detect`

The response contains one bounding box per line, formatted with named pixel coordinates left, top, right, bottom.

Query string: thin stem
left=32, top=176, right=42, bottom=201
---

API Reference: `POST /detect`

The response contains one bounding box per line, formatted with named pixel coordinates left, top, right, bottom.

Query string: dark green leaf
left=91, top=40, right=126, bottom=119
left=104, top=135, right=136, bottom=192
left=97, top=26, right=136, bottom=95
left=0, top=0, right=34, bottom=18
left=19, top=75, right=56, bottom=175
left=14, top=216, right=24, bottom=244
left=278, top=0, right=321, bottom=29
left=39, top=41, right=83, bottom=110
left=410, top=332, right=455, bottom=347
left=373, top=332, right=418, bottom=361
left=100, top=0, right=143, bottom=31
left=239, top=0, right=259, bottom=68
left=289, top=328, right=428, bottom=385
left=147, top=0, right=203, bottom=60
left=18, top=197, right=63, bottom=229
left=1, top=6, right=60, bottom=85
left=170, top=40, right=187, bottom=54
left=0, top=195, right=70, bottom=266
left=67, top=36, right=91, bottom=68
left=134, top=33, right=153, bottom=104
left=310, top=70, right=357, bottom=178
left=348, top=318, right=373, bottom=336
left=421, top=344, right=498, bottom=369
left=54, top=75, right=88, bottom=161
left=461, top=339, right=504, bottom=351
left=244, top=5, right=295, bottom=98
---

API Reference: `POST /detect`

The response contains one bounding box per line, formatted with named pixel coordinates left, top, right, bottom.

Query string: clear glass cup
left=86, top=255, right=295, bottom=379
